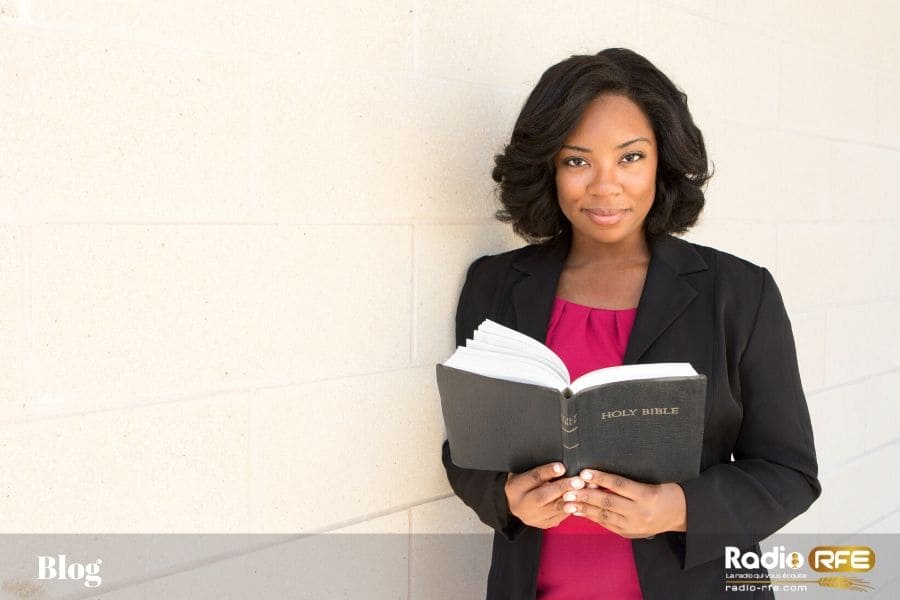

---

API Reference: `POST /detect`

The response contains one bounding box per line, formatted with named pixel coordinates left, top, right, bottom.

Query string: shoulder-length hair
left=492, top=48, right=711, bottom=244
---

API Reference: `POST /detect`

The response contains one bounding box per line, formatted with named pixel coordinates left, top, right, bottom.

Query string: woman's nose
left=586, top=165, right=621, bottom=195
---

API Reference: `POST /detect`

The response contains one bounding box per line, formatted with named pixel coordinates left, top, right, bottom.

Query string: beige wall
left=1, top=0, right=898, bottom=596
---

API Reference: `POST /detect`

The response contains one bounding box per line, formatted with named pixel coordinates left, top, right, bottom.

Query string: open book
left=437, top=319, right=707, bottom=481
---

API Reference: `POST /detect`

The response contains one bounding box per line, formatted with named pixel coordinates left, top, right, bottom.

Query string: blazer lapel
left=510, top=233, right=571, bottom=344
left=510, top=232, right=708, bottom=365
left=622, top=235, right=708, bottom=365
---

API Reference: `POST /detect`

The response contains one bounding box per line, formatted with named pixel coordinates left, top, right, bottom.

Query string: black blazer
left=441, top=231, right=821, bottom=600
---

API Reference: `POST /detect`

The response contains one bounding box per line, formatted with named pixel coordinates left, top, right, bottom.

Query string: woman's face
left=554, top=94, right=658, bottom=254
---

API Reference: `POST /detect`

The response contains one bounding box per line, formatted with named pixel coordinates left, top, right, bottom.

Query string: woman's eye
left=564, top=157, right=588, bottom=167
left=621, top=152, right=644, bottom=163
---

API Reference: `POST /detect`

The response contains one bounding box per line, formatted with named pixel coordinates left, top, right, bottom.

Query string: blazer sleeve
left=440, top=255, right=529, bottom=541
left=676, top=267, right=822, bottom=570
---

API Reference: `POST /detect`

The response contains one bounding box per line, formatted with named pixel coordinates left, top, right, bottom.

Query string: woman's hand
left=504, top=462, right=589, bottom=529
left=561, top=468, right=688, bottom=538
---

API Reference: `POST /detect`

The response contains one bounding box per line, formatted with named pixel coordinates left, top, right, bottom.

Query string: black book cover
left=437, top=363, right=706, bottom=481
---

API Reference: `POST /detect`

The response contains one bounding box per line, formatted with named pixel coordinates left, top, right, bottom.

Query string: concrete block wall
left=1, top=0, right=897, bottom=596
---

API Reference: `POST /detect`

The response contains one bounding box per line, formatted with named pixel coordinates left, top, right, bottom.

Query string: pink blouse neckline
left=554, top=296, right=638, bottom=312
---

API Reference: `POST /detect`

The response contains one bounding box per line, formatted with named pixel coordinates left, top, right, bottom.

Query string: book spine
left=560, top=392, right=579, bottom=477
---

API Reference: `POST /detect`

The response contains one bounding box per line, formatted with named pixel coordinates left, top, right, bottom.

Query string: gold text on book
left=600, top=407, right=680, bottom=420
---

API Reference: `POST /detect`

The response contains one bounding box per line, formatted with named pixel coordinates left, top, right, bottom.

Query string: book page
left=476, top=320, right=570, bottom=381
left=470, top=330, right=569, bottom=382
left=443, top=347, right=568, bottom=391
left=569, top=362, right=698, bottom=395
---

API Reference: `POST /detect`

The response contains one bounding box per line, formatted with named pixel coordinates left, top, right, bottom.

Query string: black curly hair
left=492, top=48, right=711, bottom=244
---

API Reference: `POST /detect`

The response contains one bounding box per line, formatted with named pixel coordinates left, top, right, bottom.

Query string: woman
left=441, top=48, right=821, bottom=599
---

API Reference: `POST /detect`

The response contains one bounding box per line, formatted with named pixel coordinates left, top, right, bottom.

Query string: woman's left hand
left=560, top=469, right=687, bottom=539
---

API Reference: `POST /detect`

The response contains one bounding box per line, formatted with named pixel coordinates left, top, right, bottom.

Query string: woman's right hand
left=504, top=462, right=594, bottom=529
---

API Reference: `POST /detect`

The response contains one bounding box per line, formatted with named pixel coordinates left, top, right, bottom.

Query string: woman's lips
left=584, top=208, right=630, bottom=226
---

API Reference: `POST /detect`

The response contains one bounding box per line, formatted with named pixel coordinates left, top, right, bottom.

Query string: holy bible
left=437, top=319, right=707, bottom=481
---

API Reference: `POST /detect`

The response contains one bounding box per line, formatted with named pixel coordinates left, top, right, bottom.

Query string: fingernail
left=553, top=463, right=564, bottom=474
left=563, top=492, right=576, bottom=502
left=574, top=512, right=584, bottom=516
left=565, top=504, right=577, bottom=513
left=580, top=471, right=593, bottom=481
left=571, top=478, right=585, bottom=489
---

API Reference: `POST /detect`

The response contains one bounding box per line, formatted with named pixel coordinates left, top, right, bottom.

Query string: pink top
left=535, top=296, right=644, bottom=599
